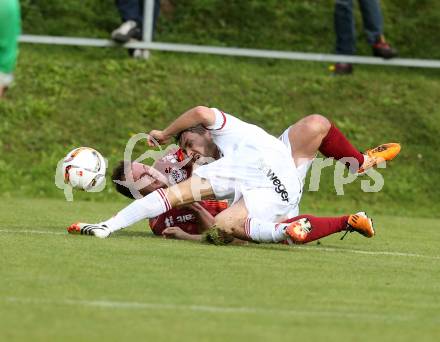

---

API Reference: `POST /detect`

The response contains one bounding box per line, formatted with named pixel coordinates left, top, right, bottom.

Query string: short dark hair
left=112, top=160, right=134, bottom=199
left=176, top=124, right=207, bottom=145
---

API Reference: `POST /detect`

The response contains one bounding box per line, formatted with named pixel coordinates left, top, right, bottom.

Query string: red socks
left=319, top=123, right=364, bottom=168
left=284, top=214, right=349, bottom=243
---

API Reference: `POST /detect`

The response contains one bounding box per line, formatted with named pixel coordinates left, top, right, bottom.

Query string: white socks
left=245, top=217, right=288, bottom=243
left=101, top=189, right=171, bottom=232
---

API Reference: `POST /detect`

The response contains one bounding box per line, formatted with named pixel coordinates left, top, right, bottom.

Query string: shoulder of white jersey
left=204, top=107, right=227, bottom=131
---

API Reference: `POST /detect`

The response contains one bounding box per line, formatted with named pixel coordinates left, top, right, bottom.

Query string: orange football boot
left=357, top=143, right=401, bottom=174
left=67, top=222, right=82, bottom=234
left=341, top=212, right=375, bottom=240
left=284, top=218, right=312, bottom=244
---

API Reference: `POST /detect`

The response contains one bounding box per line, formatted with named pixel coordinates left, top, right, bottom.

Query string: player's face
left=129, top=162, right=167, bottom=195
left=180, top=131, right=218, bottom=162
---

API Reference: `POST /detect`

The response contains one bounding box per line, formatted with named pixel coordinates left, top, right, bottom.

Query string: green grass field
left=1, top=198, right=439, bottom=341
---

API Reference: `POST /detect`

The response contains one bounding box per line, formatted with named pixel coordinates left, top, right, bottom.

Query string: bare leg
left=287, top=114, right=331, bottom=166
left=211, top=199, right=310, bottom=244
left=212, top=198, right=250, bottom=240
left=165, top=175, right=215, bottom=206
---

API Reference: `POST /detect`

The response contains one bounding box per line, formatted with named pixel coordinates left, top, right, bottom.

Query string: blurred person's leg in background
left=333, top=0, right=355, bottom=74
left=332, top=0, right=397, bottom=75
left=112, top=0, right=161, bottom=43
left=334, top=0, right=356, bottom=56
left=358, top=0, right=383, bottom=45
left=359, top=0, right=397, bottom=59
left=112, top=0, right=143, bottom=42
left=0, top=0, right=20, bottom=98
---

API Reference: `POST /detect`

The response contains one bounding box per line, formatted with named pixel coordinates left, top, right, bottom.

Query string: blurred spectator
left=332, top=0, right=398, bottom=75
left=0, top=0, right=20, bottom=98
left=111, top=0, right=160, bottom=43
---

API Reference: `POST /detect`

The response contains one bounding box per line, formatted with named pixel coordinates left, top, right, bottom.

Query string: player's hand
left=162, top=226, right=191, bottom=240
left=186, top=202, right=204, bottom=212
left=178, top=202, right=205, bottom=215
left=148, top=130, right=171, bottom=146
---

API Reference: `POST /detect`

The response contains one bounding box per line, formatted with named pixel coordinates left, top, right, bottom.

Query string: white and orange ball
left=62, top=147, right=106, bottom=191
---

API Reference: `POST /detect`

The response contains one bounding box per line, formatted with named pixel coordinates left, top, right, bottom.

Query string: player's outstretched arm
left=162, top=227, right=202, bottom=241
left=162, top=226, right=247, bottom=245
left=148, top=106, right=216, bottom=146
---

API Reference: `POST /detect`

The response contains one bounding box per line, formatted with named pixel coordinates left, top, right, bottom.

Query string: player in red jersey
left=111, top=147, right=228, bottom=240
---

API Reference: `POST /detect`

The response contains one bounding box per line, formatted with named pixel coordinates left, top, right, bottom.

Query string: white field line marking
left=294, top=246, right=440, bottom=260
left=1, top=229, right=439, bottom=260
left=0, top=229, right=65, bottom=235
left=4, top=297, right=412, bottom=322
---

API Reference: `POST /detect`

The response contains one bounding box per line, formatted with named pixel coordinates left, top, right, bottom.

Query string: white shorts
left=193, top=144, right=303, bottom=222
left=278, top=126, right=317, bottom=218
left=278, top=126, right=314, bottom=184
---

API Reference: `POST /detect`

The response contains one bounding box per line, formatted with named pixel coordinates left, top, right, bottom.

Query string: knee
left=302, top=114, right=331, bottom=136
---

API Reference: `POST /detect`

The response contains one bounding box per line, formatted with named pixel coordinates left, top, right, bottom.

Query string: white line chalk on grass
left=294, top=245, right=440, bottom=260
left=4, top=296, right=413, bottom=322
left=1, top=229, right=439, bottom=260
left=0, top=229, right=65, bottom=235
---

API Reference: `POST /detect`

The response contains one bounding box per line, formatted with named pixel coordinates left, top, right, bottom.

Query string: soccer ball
left=62, top=147, right=106, bottom=191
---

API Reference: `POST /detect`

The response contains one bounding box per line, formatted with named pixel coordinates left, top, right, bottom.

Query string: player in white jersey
left=68, top=106, right=400, bottom=244
left=180, top=108, right=302, bottom=223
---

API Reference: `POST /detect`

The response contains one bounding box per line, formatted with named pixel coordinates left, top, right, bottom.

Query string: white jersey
left=193, top=108, right=302, bottom=222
